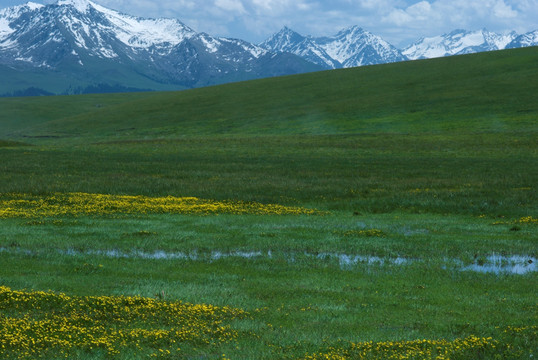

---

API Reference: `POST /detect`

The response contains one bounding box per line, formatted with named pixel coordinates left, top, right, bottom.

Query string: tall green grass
left=0, top=133, right=535, bottom=216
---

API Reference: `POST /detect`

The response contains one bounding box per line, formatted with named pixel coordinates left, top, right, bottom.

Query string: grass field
left=0, top=47, right=537, bottom=359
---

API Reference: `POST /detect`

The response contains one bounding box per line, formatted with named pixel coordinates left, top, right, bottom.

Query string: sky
left=1, top=0, right=537, bottom=47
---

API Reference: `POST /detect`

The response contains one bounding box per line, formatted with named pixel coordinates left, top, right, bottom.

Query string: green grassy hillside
left=1, top=47, right=537, bottom=142
left=0, top=48, right=536, bottom=359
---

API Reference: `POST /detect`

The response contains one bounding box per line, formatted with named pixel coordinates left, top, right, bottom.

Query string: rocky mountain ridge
left=0, top=0, right=321, bottom=95
left=260, top=26, right=407, bottom=69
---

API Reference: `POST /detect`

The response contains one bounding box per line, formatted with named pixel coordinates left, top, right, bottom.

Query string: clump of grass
left=0, top=140, right=29, bottom=147
left=129, top=230, right=157, bottom=237
left=338, top=229, right=386, bottom=237
left=74, top=263, right=104, bottom=274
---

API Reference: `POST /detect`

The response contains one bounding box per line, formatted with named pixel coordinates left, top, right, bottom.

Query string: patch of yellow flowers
left=0, top=192, right=320, bottom=218
left=490, top=216, right=538, bottom=226
left=300, top=336, right=499, bottom=360
left=0, top=286, right=248, bottom=359
left=516, top=216, right=537, bottom=225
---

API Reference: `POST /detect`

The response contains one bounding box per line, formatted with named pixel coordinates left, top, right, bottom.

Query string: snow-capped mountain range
left=263, top=27, right=538, bottom=68
left=0, top=0, right=536, bottom=95
left=507, top=31, right=538, bottom=49
left=0, top=0, right=320, bottom=95
left=402, top=29, right=518, bottom=60
left=260, top=26, right=407, bottom=69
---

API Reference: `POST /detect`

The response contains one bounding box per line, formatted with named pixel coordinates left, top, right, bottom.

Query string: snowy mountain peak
left=280, top=26, right=304, bottom=40
left=447, top=28, right=466, bottom=36
left=260, top=27, right=340, bottom=69
left=56, top=0, right=94, bottom=13
left=261, top=26, right=406, bottom=69
left=0, top=2, right=45, bottom=40
left=336, top=25, right=365, bottom=36
left=92, top=5, right=196, bottom=49
left=25, top=2, right=44, bottom=11
left=280, top=26, right=296, bottom=34
left=0, top=1, right=42, bottom=17
left=0, top=0, right=196, bottom=61
left=506, top=29, right=538, bottom=48
left=0, top=0, right=318, bottom=92
left=51, top=0, right=197, bottom=49
left=403, top=28, right=519, bottom=60
left=42, top=0, right=196, bottom=51
left=261, top=27, right=305, bottom=50
left=316, top=26, right=404, bottom=67
left=274, top=27, right=304, bottom=39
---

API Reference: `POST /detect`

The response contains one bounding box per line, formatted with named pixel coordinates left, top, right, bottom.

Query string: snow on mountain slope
left=261, top=27, right=304, bottom=52
left=261, top=26, right=406, bottom=69
left=0, top=0, right=316, bottom=93
left=484, top=31, right=517, bottom=50
left=317, top=26, right=407, bottom=67
left=262, top=25, right=532, bottom=70
left=0, top=2, right=43, bottom=41
left=0, top=0, right=255, bottom=61
left=507, top=30, right=538, bottom=48
left=195, top=33, right=268, bottom=61
left=260, top=27, right=339, bottom=68
left=89, top=1, right=196, bottom=50
left=57, top=0, right=91, bottom=12
left=0, top=1, right=43, bottom=18
left=0, top=18, right=12, bottom=39
left=403, top=29, right=518, bottom=60
left=0, top=0, right=200, bottom=59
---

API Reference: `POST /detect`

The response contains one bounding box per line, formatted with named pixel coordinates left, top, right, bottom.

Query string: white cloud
left=493, top=0, right=518, bottom=18
left=357, top=0, right=382, bottom=10
left=297, top=2, right=313, bottom=11
left=350, top=0, right=399, bottom=12
left=407, top=1, right=432, bottom=17
left=383, top=1, right=437, bottom=27
left=215, top=0, right=246, bottom=14
left=251, top=0, right=287, bottom=11
left=248, top=0, right=313, bottom=15
left=383, top=9, right=413, bottom=26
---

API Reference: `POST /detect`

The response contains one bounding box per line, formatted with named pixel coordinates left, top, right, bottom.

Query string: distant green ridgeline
left=0, top=47, right=536, bottom=142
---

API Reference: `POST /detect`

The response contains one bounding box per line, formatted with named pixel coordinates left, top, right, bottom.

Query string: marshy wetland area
left=0, top=48, right=537, bottom=359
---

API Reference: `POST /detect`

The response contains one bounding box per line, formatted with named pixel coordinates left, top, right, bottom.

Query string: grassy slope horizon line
left=1, top=47, right=537, bottom=142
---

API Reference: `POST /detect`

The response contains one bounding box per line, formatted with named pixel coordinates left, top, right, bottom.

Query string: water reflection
left=462, top=254, right=536, bottom=275
left=312, top=252, right=411, bottom=267
left=0, top=247, right=535, bottom=274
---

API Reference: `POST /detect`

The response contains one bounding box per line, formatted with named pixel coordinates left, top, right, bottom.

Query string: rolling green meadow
left=0, top=47, right=537, bottom=359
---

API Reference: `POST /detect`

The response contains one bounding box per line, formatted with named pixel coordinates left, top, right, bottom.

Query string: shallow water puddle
left=61, top=248, right=264, bottom=261
left=0, top=247, right=535, bottom=274
left=461, top=254, right=536, bottom=275
left=313, top=252, right=411, bottom=267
